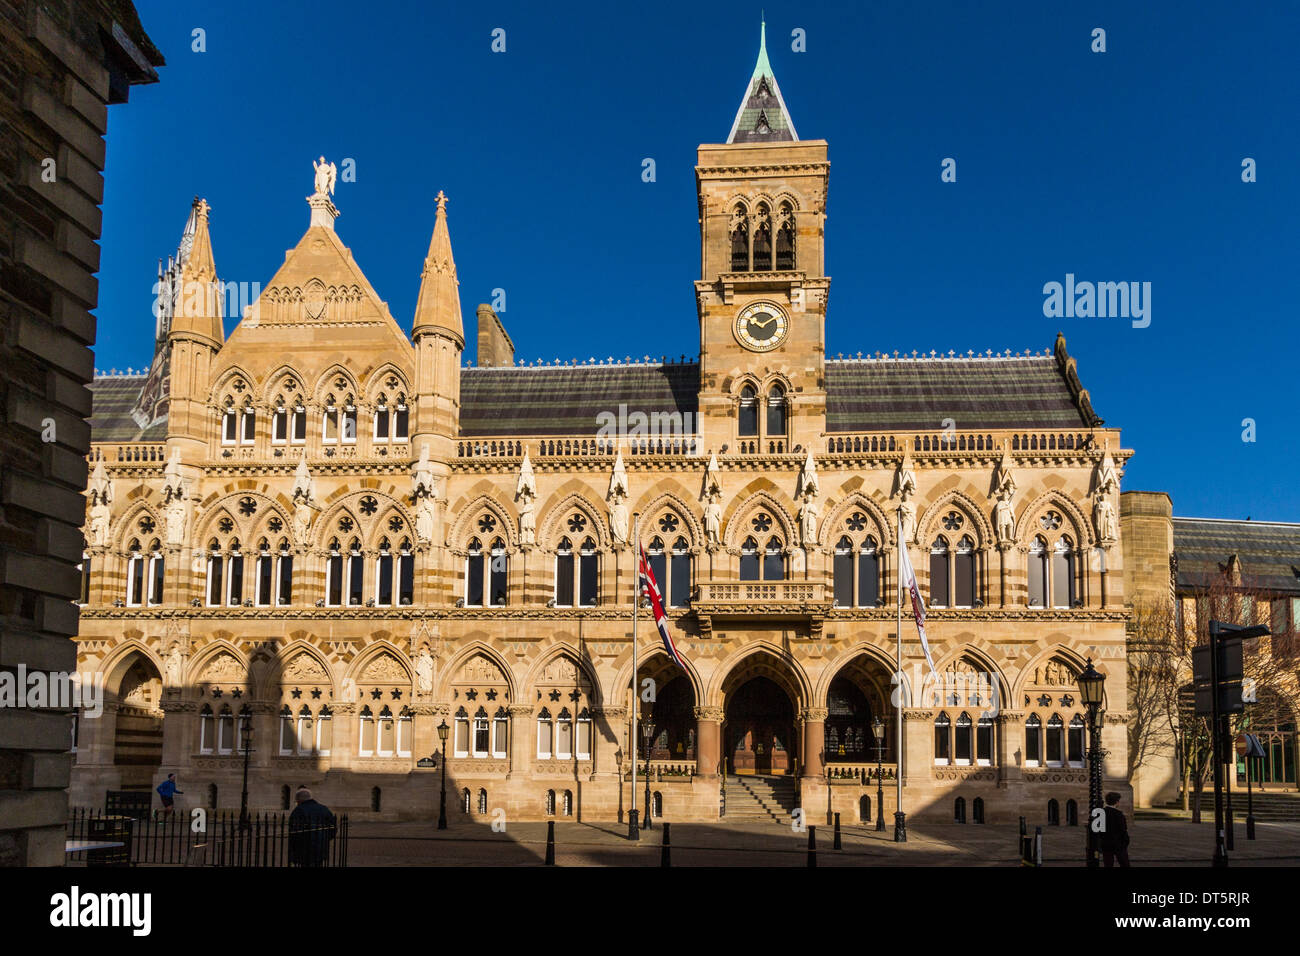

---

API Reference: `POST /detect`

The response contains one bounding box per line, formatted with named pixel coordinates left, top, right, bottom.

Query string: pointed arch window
left=398, top=706, right=413, bottom=757
left=199, top=704, right=214, bottom=754
left=775, top=202, right=795, bottom=270
left=929, top=537, right=951, bottom=608
left=954, top=535, right=976, bottom=608
left=647, top=537, right=667, bottom=594
left=453, top=705, right=469, bottom=758
left=126, top=539, right=144, bottom=606
left=738, top=384, right=759, bottom=436
left=858, top=536, right=880, bottom=607
left=291, top=400, right=307, bottom=443
left=576, top=707, right=592, bottom=760
left=256, top=538, right=274, bottom=606
left=730, top=204, right=750, bottom=272
left=277, top=538, right=294, bottom=605
left=240, top=402, right=256, bottom=445
left=833, top=536, right=854, bottom=607
left=578, top=537, right=599, bottom=606
left=222, top=402, right=238, bottom=445
left=763, top=536, right=785, bottom=581
left=1025, top=714, right=1042, bottom=766
left=752, top=203, right=772, bottom=270
left=1052, top=536, right=1076, bottom=608
left=280, top=706, right=298, bottom=754
left=272, top=401, right=288, bottom=444
left=226, top=539, right=244, bottom=606
left=373, top=397, right=390, bottom=444
left=217, top=705, right=235, bottom=755
left=375, top=537, right=394, bottom=606
left=766, top=384, right=787, bottom=436
left=326, top=538, right=343, bottom=606
left=206, top=539, right=223, bottom=607
left=1067, top=714, right=1085, bottom=766
left=347, top=538, right=364, bottom=606
left=977, top=714, right=994, bottom=765
left=1046, top=714, right=1065, bottom=766
left=555, top=707, right=573, bottom=759
left=317, top=705, right=333, bottom=754
left=376, top=705, right=395, bottom=756
left=1028, top=536, right=1049, bottom=608
left=394, top=397, right=409, bottom=441
left=297, top=705, right=314, bottom=754
left=554, top=537, right=575, bottom=607
left=466, top=538, right=485, bottom=606
left=669, top=536, right=692, bottom=608
left=954, top=712, right=973, bottom=765
left=472, top=706, right=490, bottom=757
left=399, top=538, right=414, bottom=605
left=80, top=551, right=92, bottom=605
left=486, top=538, right=506, bottom=606
left=322, top=397, right=339, bottom=443
left=341, top=400, right=358, bottom=445
left=358, top=705, right=375, bottom=756
left=536, top=707, right=553, bottom=759
left=492, top=706, right=510, bottom=758
left=934, top=712, right=951, bottom=764
left=740, top=536, right=760, bottom=581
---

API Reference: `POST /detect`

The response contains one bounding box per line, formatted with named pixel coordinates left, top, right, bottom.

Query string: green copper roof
left=727, top=20, right=798, bottom=144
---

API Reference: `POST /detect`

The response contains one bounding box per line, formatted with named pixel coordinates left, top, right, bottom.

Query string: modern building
left=72, top=27, right=1133, bottom=826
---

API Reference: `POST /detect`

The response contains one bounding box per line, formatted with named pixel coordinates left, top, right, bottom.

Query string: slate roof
left=460, top=364, right=699, bottom=437
left=727, top=22, right=798, bottom=144
left=88, top=375, right=166, bottom=441
left=1173, top=518, right=1300, bottom=596
left=825, top=355, right=1094, bottom=432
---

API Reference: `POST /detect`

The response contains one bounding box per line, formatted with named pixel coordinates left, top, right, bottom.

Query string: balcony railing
left=695, top=581, right=826, bottom=604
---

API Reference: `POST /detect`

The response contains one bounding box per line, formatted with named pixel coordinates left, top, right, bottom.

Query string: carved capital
left=800, top=707, right=828, bottom=722
left=693, top=706, right=724, bottom=722
left=508, top=704, right=535, bottom=717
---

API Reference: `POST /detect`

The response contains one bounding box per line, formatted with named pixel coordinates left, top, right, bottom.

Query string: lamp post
left=642, top=719, right=655, bottom=830
left=436, top=719, right=449, bottom=830
left=238, top=712, right=253, bottom=833
left=871, top=715, right=886, bottom=832
left=1077, top=658, right=1106, bottom=868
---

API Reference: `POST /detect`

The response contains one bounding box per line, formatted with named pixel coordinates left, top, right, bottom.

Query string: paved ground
left=343, top=816, right=1300, bottom=866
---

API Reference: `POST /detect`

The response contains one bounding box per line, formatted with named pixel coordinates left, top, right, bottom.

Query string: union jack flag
left=638, top=544, right=685, bottom=670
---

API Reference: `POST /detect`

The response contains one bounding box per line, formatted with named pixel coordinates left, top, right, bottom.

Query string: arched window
left=562, top=790, right=573, bottom=816
left=126, top=538, right=144, bottom=606
left=954, top=535, right=976, bottom=608
left=576, top=707, right=592, bottom=759
left=954, top=796, right=967, bottom=823
left=1028, top=536, right=1048, bottom=607
left=398, top=538, right=414, bottom=605
left=973, top=796, right=985, bottom=824
left=934, top=712, right=951, bottom=764
left=222, top=400, right=238, bottom=444
left=775, top=202, right=795, bottom=270
left=1052, top=536, right=1076, bottom=608
left=1065, top=799, right=1079, bottom=826
left=375, top=537, right=394, bottom=606
left=730, top=204, right=750, bottom=272
left=929, top=537, right=950, bottom=608
left=752, top=203, right=772, bottom=270
left=322, top=395, right=339, bottom=443
left=555, top=708, right=574, bottom=759
left=461, top=788, right=471, bottom=813
left=326, top=538, right=343, bottom=606
left=372, top=787, right=383, bottom=812
left=977, top=714, right=994, bottom=765
left=206, top=538, right=223, bottom=606
left=955, top=712, right=973, bottom=764
left=763, top=536, right=785, bottom=581
left=859, top=536, right=880, bottom=606
left=453, top=706, right=469, bottom=758
left=226, top=538, right=244, bottom=606
left=240, top=401, right=256, bottom=445
left=398, top=706, right=413, bottom=757
left=1046, top=714, right=1065, bottom=766
left=199, top=704, right=214, bottom=754
left=373, top=394, right=390, bottom=444
left=256, top=538, right=274, bottom=606
left=1025, top=714, right=1042, bottom=766
left=652, top=791, right=662, bottom=817
left=738, top=384, right=759, bottom=437
left=493, top=706, right=510, bottom=758
left=346, top=537, right=364, bottom=606
left=554, top=538, right=574, bottom=606
left=647, top=537, right=667, bottom=594
left=859, top=794, right=871, bottom=823
left=740, top=537, right=760, bottom=581
left=1047, top=798, right=1060, bottom=826
left=272, top=399, right=288, bottom=444
left=297, top=705, right=314, bottom=753
left=208, top=784, right=219, bottom=809
left=1068, top=714, right=1086, bottom=765
left=669, top=536, right=692, bottom=608
left=79, top=550, right=91, bottom=604
left=376, top=705, right=395, bottom=756
left=394, top=395, right=409, bottom=442
left=472, top=706, right=490, bottom=757
left=536, top=707, right=553, bottom=759
left=578, top=537, right=599, bottom=605
left=466, top=537, right=485, bottom=606
left=278, top=538, right=294, bottom=605
left=317, top=705, right=332, bottom=754
left=546, top=789, right=556, bottom=815
left=833, top=535, right=854, bottom=607
left=217, top=705, right=235, bottom=754
left=765, top=384, right=786, bottom=436
left=291, top=399, right=306, bottom=443
left=279, top=704, right=295, bottom=754
left=147, top=540, right=164, bottom=605
left=358, top=705, right=375, bottom=756
left=281, top=785, right=291, bottom=810
left=489, top=538, right=507, bottom=606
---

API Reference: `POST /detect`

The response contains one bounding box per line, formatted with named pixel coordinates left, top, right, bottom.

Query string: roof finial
left=436, top=190, right=447, bottom=212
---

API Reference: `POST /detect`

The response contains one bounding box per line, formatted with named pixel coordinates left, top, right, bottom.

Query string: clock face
left=734, top=301, right=789, bottom=352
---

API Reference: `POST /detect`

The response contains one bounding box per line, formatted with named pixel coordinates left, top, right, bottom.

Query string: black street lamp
left=642, top=719, right=656, bottom=830
left=871, top=715, right=886, bottom=832
left=1077, top=658, right=1106, bottom=868
left=238, top=711, right=254, bottom=832
left=436, top=719, right=450, bottom=830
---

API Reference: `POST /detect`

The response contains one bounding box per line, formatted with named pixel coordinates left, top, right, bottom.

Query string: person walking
left=1100, top=791, right=1131, bottom=867
left=155, top=773, right=183, bottom=821
left=288, top=787, right=337, bottom=867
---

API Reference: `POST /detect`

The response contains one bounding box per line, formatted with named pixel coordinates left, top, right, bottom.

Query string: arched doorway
left=825, top=653, right=897, bottom=764
left=725, top=677, right=796, bottom=775
left=647, top=675, right=696, bottom=762
left=110, top=654, right=164, bottom=789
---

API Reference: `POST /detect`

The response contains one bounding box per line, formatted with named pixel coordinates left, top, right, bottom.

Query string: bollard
left=660, top=821, right=671, bottom=867
left=833, top=812, right=842, bottom=850
left=545, top=820, right=555, bottom=866
left=807, top=825, right=817, bottom=868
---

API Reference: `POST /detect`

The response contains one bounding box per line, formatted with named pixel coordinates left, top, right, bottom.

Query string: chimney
left=476, top=304, right=514, bottom=368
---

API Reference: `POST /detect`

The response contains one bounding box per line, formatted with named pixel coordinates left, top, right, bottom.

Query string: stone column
left=901, top=708, right=935, bottom=789
left=800, top=707, right=827, bottom=780
left=997, top=710, right=1024, bottom=786
left=694, top=706, right=723, bottom=777
left=508, top=704, right=534, bottom=777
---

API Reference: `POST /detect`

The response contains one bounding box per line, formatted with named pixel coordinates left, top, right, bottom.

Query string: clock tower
left=695, top=21, right=830, bottom=455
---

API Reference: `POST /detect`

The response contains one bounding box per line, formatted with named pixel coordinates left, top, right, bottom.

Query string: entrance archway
left=824, top=653, right=898, bottom=764
left=725, top=677, right=796, bottom=775
left=109, top=653, right=164, bottom=789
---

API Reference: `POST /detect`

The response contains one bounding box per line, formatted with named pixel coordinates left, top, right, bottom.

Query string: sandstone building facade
left=72, top=30, right=1134, bottom=827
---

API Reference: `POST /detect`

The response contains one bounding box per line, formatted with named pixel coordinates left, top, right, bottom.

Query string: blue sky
left=97, top=0, right=1299, bottom=520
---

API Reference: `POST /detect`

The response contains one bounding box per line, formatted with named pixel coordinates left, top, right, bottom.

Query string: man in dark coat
left=1100, top=791, right=1131, bottom=867
left=288, top=788, right=336, bottom=867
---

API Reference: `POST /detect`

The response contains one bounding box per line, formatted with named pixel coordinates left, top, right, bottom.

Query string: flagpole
left=629, top=513, right=640, bottom=841
left=896, top=507, right=904, bottom=839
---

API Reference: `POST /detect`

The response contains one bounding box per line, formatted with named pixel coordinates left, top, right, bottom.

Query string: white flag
left=897, top=534, right=939, bottom=680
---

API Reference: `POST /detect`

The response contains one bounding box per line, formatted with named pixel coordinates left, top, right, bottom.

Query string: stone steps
left=723, top=774, right=796, bottom=824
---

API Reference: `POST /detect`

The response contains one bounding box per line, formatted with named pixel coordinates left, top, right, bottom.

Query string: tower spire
left=412, top=190, right=464, bottom=346
left=168, top=197, right=224, bottom=346
left=727, top=18, right=798, bottom=144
